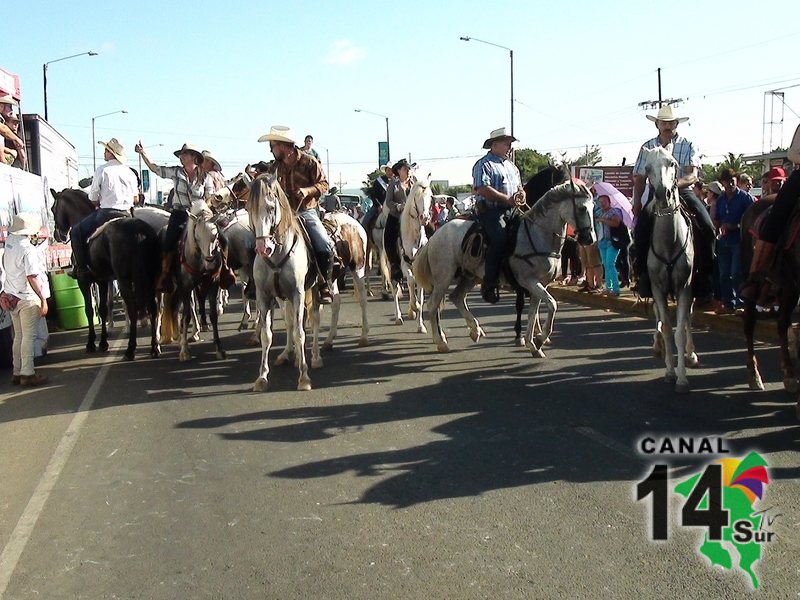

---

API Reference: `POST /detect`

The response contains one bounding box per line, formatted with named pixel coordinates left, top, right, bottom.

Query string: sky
left=6, top=0, right=800, bottom=196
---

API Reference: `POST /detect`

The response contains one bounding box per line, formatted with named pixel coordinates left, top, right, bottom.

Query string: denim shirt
left=472, top=152, right=522, bottom=210
left=715, top=188, right=753, bottom=242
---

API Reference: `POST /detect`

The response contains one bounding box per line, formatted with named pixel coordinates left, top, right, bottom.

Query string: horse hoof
left=253, top=378, right=269, bottom=392
left=394, top=318, right=404, bottom=325
left=686, top=353, right=700, bottom=368
left=357, top=337, right=369, bottom=347
left=99, top=342, right=109, bottom=352
left=297, top=380, right=312, bottom=391
left=514, top=337, right=524, bottom=347
left=418, top=326, right=427, bottom=334
left=409, top=311, right=418, bottom=321
left=190, top=333, right=201, bottom=343
left=664, top=373, right=677, bottom=384
left=675, top=382, right=690, bottom=394
left=367, top=290, right=375, bottom=297
left=86, top=344, right=96, bottom=353
left=201, top=325, right=210, bottom=333
left=783, top=378, right=799, bottom=394
left=123, top=351, right=135, bottom=361
left=311, top=358, right=324, bottom=369
left=216, top=350, right=227, bottom=360
left=436, top=343, right=450, bottom=353
left=530, top=348, right=546, bottom=359
left=179, top=350, right=191, bottom=362
left=322, top=341, right=333, bottom=352
left=237, top=324, right=247, bottom=332
left=150, top=347, right=161, bottom=359
left=748, top=375, right=765, bottom=391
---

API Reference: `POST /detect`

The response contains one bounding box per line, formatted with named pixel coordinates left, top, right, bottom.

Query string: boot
left=316, top=252, right=334, bottom=305
left=740, top=241, right=776, bottom=303
left=20, top=373, right=49, bottom=387
left=156, top=251, right=175, bottom=293
left=481, top=283, right=500, bottom=304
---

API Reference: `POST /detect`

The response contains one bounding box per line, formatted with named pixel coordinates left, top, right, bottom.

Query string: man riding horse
left=362, top=163, right=392, bottom=235
left=70, top=138, right=139, bottom=280
left=631, top=105, right=715, bottom=301
left=258, top=125, right=336, bottom=304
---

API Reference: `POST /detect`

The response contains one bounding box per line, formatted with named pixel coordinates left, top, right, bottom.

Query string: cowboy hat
left=173, top=143, right=203, bottom=163
left=202, top=150, right=221, bottom=172
left=97, top=138, right=126, bottom=162
left=646, top=105, right=689, bottom=123
left=705, top=181, right=724, bottom=196
left=380, top=163, right=392, bottom=170
left=0, top=94, right=17, bottom=106
left=257, top=125, right=296, bottom=145
left=766, top=166, right=787, bottom=181
left=391, top=159, right=413, bottom=176
left=482, top=127, right=518, bottom=149
left=9, top=212, right=42, bottom=236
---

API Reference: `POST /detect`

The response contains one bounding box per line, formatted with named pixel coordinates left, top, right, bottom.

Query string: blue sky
left=7, top=0, right=799, bottom=193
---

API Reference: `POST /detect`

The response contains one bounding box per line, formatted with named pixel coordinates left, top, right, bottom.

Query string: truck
left=22, top=113, right=80, bottom=193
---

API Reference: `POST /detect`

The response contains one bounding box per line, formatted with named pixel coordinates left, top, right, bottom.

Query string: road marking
left=0, top=341, right=120, bottom=599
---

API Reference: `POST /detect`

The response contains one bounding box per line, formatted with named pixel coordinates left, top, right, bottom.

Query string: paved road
left=0, top=289, right=797, bottom=599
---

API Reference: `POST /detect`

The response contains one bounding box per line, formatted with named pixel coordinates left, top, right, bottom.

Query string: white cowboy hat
left=173, top=143, right=203, bottom=163
left=8, top=212, right=42, bottom=236
left=0, top=94, right=17, bottom=106
left=202, top=150, right=221, bottom=172
left=482, top=127, right=518, bottom=149
left=380, top=163, right=391, bottom=170
left=646, top=105, right=689, bottom=123
left=97, top=138, right=126, bottom=162
left=257, top=125, right=296, bottom=145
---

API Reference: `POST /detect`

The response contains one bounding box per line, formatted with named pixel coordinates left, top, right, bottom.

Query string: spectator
left=302, top=135, right=321, bottom=162
left=446, top=197, right=458, bottom=221
left=596, top=194, right=624, bottom=297
left=1, top=213, right=49, bottom=387
left=739, top=173, right=754, bottom=194
left=3, top=113, right=25, bottom=169
left=760, top=166, right=786, bottom=202
left=712, top=169, right=753, bottom=313
left=0, top=95, right=26, bottom=169
left=558, top=224, right=582, bottom=286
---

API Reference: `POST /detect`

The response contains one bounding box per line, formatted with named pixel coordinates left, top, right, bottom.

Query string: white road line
left=0, top=341, right=121, bottom=599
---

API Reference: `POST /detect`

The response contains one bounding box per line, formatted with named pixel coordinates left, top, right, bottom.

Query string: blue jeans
left=598, top=238, right=620, bottom=294
left=477, top=207, right=508, bottom=288
left=298, top=208, right=333, bottom=255
left=717, top=236, right=742, bottom=308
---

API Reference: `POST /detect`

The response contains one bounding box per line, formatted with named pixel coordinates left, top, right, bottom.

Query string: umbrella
left=592, top=181, right=634, bottom=228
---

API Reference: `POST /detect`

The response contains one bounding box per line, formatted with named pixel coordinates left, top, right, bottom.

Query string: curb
left=548, top=286, right=780, bottom=344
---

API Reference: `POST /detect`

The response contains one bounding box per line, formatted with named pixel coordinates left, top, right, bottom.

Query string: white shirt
left=2, top=234, right=44, bottom=302
left=90, top=159, right=139, bottom=210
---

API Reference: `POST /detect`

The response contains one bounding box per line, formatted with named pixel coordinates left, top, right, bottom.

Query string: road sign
left=378, top=142, right=389, bottom=168
left=142, top=169, right=150, bottom=192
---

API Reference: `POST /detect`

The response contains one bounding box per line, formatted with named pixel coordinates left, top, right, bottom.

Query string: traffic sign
left=378, top=142, right=389, bottom=168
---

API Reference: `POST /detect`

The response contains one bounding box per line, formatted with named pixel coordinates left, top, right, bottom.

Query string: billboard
left=572, top=165, right=634, bottom=198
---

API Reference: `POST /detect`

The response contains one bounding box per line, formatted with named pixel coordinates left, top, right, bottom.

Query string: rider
left=363, top=163, right=392, bottom=230
left=472, top=127, right=526, bottom=304
left=258, top=125, right=335, bottom=304
left=631, top=105, right=715, bottom=300
left=741, top=124, right=800, bottom=304
left=70, top=138, right=138, bottom=279
left=384, top=159, right=417, bottom=284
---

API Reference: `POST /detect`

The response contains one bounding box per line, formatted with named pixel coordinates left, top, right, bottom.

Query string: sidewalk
left=548, top=281, right=781, bottom=344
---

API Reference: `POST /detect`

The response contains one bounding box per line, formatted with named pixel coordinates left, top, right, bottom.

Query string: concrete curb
left=548, top=286, right=780, bottom=344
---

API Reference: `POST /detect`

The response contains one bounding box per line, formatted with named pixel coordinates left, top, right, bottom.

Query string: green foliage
left=514, top=148, right=556, bottom=181
left=569, top=145, right=603, bottom=168
left=431, top=183, right=443, bottom=195
left=445, top=184, right=472, bottom=197
left=700, top=152, right=763, bottom=184
left=361, top=168, right=382, bottom=196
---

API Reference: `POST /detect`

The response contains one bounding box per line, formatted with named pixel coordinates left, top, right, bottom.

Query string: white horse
left=392, top=175, right=433, bottom=332
left=413, top=181, right=596, bottom=356
left=642, top=146, right=697, bottom=393
left=247, top=174, right=320, bottom=391
left=362, top=203, right=393, bottom=299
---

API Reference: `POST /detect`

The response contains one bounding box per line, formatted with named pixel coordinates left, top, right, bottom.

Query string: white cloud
left=324, top=40, right=366, bottom=66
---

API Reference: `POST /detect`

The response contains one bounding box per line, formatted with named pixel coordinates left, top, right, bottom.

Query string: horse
left=323, top=211, right=370, bottom=348
left=740, top=200, right=800, bottom=397
left=170, top=202, right=227, bottom=362
left=50, top=193, right=162, bottom=360
left=247, top=174, right=321, bottom=392
left=392, top=174, right=433, bottom=332
left=641, top=146, right=698, bottom=393
left=412, top=180, right=595, bottom=356
left=361, top=202, right=393, bottom=300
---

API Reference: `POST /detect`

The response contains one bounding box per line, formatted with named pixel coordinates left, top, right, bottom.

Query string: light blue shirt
left=472, top=152, right=522, bottom=210
left=633, top=134, right=700, bottom=176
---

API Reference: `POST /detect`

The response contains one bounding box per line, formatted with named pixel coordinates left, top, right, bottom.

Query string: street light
left=92, top=110, right=127, bottom=171
left=43, top=51, right=98, bottom=121
left=460, top=36, right=514, bottom=138
left=354, top=108, right=390, bottom=165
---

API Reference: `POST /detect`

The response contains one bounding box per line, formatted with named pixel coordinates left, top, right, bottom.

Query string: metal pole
left=510, top=49, right=514, bottom=138
left=43, top=64, right=49, bottom=121
left=657, top=68, right=662, bottom=107
left=385, top=117, right=390, bottom=163
left=326, top=148, right=330, bottom=179
left=92, top=117, right=96, bottom=171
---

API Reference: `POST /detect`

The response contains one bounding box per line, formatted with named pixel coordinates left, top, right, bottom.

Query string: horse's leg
left=107, top=281, right=117, bottom=330
left=379, top=246, right=392, bottom=300
left=674, top=288, right=692, bottom=393
left=524, top=298, right=538, bottom=351
left=196, top=288, right=209, bottom=333
left=98, top=283, right=110, bottom=353
left=81, top=280, right=97, bottom=353
left=743, top=299, right=763, bottom=390
left=310, top=293, right=324, bottom=369
left=149, top=293, right=161, bottom=358
left=253, top=306, right=273, bottom=392
left=209, top=284, right=226, bottom=360
left=364, top=243, right=375, bottom=297
left=428, top=281, right=450, bottom=352
left=653, top=291, right=676, bottom=383
left=684, top=302, right=699, bottom=368
left=448, top=276, right=483, bottom=343
left=413, top=278, right=426, bottom=334
left=526, top=284, right=556, bottom=358
left=293, top=293, right=311, bottom=391
left=275, top=299, right=294, bottom=366
left=777, top=290, right=799, bottom=393
left=393, top=279, right=404, bottom=325
left=514, top=291, right=525, bottom=347
left=117, top=280, right=137, bottom=360
left=353, top=270, right=369, bottom=347
left=179, top=289, right=192, bottom=362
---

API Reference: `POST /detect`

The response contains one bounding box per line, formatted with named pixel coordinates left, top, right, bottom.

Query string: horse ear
left=242, top=171, right=252, bottom=184
left=50, top=188, right=58, bottom=201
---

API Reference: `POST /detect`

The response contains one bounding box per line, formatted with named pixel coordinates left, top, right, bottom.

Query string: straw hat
left=173, top=143, right=203, bottom=163
left=482, top=127, right=518, bottom=149
left=706, top=181, right=724, bottom=196
left=257, top=125, right=296, bottom=144
left=8, top=212, right=42, bottom=236
left=202, top=150, right=221, bottom=172
left=97, top=138, right=126, bottom=162
left=646, top=105, right=689, bottom=123
left=0, top=94, right=17, bottom=106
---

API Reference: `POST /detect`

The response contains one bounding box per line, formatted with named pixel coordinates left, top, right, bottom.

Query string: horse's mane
left=55, top=188, right=93, bottom=209
left=247, top=174, right=300, bottom=239
left=402, top=177, right=430, bottom=217
left=524, top=165, right=567, bottom=205
left=526, top=180, right=590, bottom=219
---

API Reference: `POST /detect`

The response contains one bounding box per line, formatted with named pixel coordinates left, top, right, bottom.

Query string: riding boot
left=632, top=208, right=652, bottom=298
left=316, top=252, right=334, bottom=305
left=156, top=251, right=175, bottom=293
left=691, top=240, right=715, bottom=300
left=740, top=240, right=776, bottom=303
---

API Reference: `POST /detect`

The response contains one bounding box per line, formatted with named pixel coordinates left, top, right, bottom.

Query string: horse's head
left=539, top=180, right=596, bottom=246
left=524, top=164, right=568, bottom=205
left=405, top=173, right=433, bottom=227
left=247, top=174, right=292, bottom=259
left=188, top=210, right=222, bottom=271
left=50, top=187, right=91, bottom=243
left=643, top=146, right=679, bottom=206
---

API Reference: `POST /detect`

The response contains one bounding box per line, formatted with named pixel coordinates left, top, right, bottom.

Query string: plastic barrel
left=49, top=270, right=97, bottom=330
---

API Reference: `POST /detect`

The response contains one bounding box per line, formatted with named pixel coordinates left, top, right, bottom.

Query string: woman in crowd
left=596, top=194, right=624, bottom=297
left=384, top=159, right=415, bottom=283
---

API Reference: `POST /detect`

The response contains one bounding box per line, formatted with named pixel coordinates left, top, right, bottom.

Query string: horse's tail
left=412, top=242, right=434, bottom=292
left=134, top=227, right=161, bottom=313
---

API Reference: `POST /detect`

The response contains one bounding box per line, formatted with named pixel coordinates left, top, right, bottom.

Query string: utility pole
left=637, top=67, right=683, bottom=112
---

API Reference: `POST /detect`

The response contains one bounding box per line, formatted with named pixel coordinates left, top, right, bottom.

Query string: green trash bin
left=49, top=270, right=98, bottom=330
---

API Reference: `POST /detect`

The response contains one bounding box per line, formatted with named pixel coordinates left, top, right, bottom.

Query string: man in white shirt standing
left=70, top=138, right=139, bottom=279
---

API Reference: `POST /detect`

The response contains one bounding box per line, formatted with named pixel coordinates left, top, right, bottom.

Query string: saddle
left=321, top=218, right=347, bottom=277
left=459, top=210, right=527, bottom=291
left=750, top=204, right=800, bottom=252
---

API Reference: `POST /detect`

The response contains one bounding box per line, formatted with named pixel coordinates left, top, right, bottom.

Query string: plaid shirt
left=154, top=165, right=214, bottom=208
left=633, top=134, right=700, bottom=176
left=472, top=152, right=522, bottom=210
left=267, top=148, right=328, bottom=211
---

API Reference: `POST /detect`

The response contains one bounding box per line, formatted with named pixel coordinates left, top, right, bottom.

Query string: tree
left=514, top=148, right=556, bottom=182
left=569, top=145, right=603, bottom=167
left=361, top=168, right=382, bottom=197
left=700, top=152, right=763, bottom=185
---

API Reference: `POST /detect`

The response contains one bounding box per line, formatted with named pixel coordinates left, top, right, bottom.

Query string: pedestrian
left=302, top=135, right=321, bottom=162
left=70, top=138, right=139, bottom=279
left=712, top=169, right=753, bottom=313
left=472, top=127, right=525, bottom=303
left=631, top=105, right=715, bottom=301
left=258, top=125, right=335, bottom=303
left=385, top=158, right=418, bottom=285
left=1, top=213, right=49, bottom=387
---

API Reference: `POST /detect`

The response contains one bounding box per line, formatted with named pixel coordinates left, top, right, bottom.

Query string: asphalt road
left=0, top=288, right=798, bottom=599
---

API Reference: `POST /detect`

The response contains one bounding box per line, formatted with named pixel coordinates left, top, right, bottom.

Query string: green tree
left=361, top=168, right=382, bottom=197
left=445, top=184, right=472, bottom=197
left=514, top=148, right=556, bottom=181
left=570, top=145, right=603, bottom=167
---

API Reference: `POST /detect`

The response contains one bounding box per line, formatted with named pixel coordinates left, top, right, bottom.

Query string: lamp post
left=354, top=109, right=390, bottom=165
left=43, top=51, right=98, bottom=121
left=92, top=110, right=127, bottom=171
left=317, top=146, right=330, bottom=178
left=459, top=36, right=514, bottom=138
